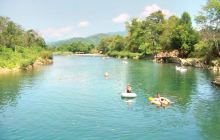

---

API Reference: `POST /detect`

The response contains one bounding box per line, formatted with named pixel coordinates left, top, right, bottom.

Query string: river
left=0, top=55, right=220, bottom=140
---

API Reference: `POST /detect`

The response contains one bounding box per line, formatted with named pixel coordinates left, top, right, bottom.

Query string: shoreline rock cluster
left=154, top=50, right=220, bottom=72
left=154, top=50, right=220, bottom=86
left=24, top=58, right=53, bottom=71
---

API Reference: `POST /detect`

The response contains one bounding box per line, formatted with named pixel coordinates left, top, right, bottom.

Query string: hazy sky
left=0, top=0, right=206, bottom=42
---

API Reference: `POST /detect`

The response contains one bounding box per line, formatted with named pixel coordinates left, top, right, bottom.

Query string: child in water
left=156, top=92, right=161, bottom=98
left=126, top=84, right=132, bottom=93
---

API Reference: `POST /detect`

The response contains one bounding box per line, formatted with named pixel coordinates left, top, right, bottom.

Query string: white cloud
left=112, top=13, right=129, bottom=23
left=141, top=4, right=172, bottom=18
left=78, top=21, right=89, bottom=28
left=39, top=26, right=80, bottom=41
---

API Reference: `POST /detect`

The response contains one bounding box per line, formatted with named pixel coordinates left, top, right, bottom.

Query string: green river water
left=0, top=55, right=220, bottom=140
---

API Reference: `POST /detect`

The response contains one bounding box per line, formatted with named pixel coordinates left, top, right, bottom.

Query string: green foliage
left=196, top=0, right=220, bottom=31
left=39, top=50, right=53, bottom=59
left=107, top=51, right=141, bottom=59
left=55, top=41, right=94, bottom=53
left=195, top=0, right=220, bottom=57
left=123, top=11, right=165, bottom=54
left=0, top=17, right=46, bottom=49
left=97, top=35, right=125, bottom=53
left=192, top=41, right=211, bottom=57
left=98, top=10, right=199, bottom=58
left=0, top=47, right=52, bottom=68
left=160, top=16, right=180, bottom=50
left=0, top=16, right=52, bottom=69
left=110, top=35, right=124, bottom=51
left=170, top=12, right=199, bottom=57
left=179, top=12, right=192, bottom=26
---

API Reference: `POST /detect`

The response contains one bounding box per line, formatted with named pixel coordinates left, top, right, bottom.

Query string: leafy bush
left=0, top=46, right=52, bottom=69
left=107, top=51, right=141, bottom=59
left=39, top=51, right=53, bottom=59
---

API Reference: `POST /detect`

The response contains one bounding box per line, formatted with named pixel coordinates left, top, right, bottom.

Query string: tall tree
left=0, top=16, right=46, bottom=50
left=195, top=0, right=220, bottom=56
left=180, top=12, right=192, bottom=26
left=160, top=15, right=180, bottom=50
left=171, top=12, right=199, bottom=57
left=125, top=18, right=142, bottom=52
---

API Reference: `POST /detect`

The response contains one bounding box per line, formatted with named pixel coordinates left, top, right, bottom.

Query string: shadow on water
left=121, top=97, right=136, bottom=108
left=0, top=69, right=44, bottom=111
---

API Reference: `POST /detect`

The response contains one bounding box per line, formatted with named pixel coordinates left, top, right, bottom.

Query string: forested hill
left=50, top=31, right=126, bottom=46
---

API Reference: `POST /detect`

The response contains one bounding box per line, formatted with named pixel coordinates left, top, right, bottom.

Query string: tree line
left=0, top=17, right=52, bottom=68
left=0, top=17, right=46, bottom=50
left=55, top=42, right=95, bottom=54
left=96, top=0, right=219, bottom=62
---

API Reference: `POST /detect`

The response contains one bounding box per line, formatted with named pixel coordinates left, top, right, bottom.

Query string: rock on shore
left=24, top=58, right=53, bottom=71
left=154, top=50, right=220, bottom=72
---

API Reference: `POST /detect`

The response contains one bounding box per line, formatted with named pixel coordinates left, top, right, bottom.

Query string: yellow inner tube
left=148, top=97, right=154, bottom=101
left=148, top=97, right=170, bottom=106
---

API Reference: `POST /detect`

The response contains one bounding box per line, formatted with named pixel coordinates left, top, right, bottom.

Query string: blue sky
left=0, top=0, right=206, bottom=42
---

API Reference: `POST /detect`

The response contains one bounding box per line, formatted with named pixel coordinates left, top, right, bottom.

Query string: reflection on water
left=0, top=56, right=220, bottom=140
left=0, top=73, right=22, bottom=109
left=193, top=71, right=220, bottom=140
left=121, top=98, right=136, bottom=107
left=0, top=70, right=43, bottom=111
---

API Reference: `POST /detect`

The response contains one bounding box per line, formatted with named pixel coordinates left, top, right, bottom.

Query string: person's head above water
left=156, top=92, right=160, bottom=98
left=104, top=72, right=109, bottom=77
left=126, top=84, right=132, bottom=93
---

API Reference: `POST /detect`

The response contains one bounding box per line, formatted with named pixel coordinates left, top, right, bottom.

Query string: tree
left=97, top=37, right=112, bottom=53
left=160, top=16, right=180, bottom=50
left=125, top=18, right=142, bottom=52
left=24, top=30, right=46, bottom=48
left=180, top=12, right=192, bottom=26
left=125, top=11, right=165, bottom=54
left=109, top=35, right=124, bottom=51
left=145, top=11, right=165, bottom=54
left=195, top=0, right=220, bottom=56
left=0, top=18, right=23, bottom=51
left=171, top=12, right=199, bottom=57
left=0, top=16, right=46, bottom=50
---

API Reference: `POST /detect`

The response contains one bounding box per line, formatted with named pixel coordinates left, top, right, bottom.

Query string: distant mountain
left=50, top=31, right=126, bottom=46
left=105, top=31, right=126, bottom=36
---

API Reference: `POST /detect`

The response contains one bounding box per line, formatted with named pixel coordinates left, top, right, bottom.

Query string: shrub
left=39, top=51, right=53, bottom=59
left=107, top=51, right=141, bottom=59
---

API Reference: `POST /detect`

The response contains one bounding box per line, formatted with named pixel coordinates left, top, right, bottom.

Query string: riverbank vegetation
left=97, top=0, right=219, bottom=63
left=55, top=41, right=95, bottom=54
left=55, top=0, right=219, bottom=65
left=0, top=16, right=52, bottom=70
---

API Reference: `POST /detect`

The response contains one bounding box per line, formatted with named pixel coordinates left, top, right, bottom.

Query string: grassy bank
left=107, top=51, right=141, bottom=59
left=0, top=47, right=52, bottom=69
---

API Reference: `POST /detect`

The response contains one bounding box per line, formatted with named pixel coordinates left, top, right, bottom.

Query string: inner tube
left=121, top=93, right=137, bottom=98
left=176, top=66, right=187, bottom=72
left=148, top=97, right=171, bottom=106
